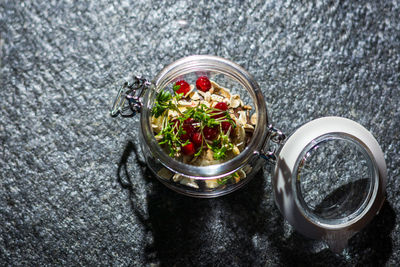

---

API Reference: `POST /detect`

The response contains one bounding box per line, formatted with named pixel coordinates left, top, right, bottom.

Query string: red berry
left=196, top=76, right=212, bottom=92
left=221, top=121, right=232, bottom=134
left=191, top=132, right=203, bottom=147
left=182, top=142, right=195, bottom=156
left=184, top=118, right=194, bottom=124
left=181, top=124, right=195, bottom=141
left=211, top=102, right=229, bottom=119
left=214, top=102, right=228, bottom=111
left=203, top=126, right=218, bottom=140
left=174, top=80, right=190, bottom=95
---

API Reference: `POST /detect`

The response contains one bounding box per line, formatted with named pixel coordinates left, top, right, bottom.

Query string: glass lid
left=272, top=117, right=387, bottom=252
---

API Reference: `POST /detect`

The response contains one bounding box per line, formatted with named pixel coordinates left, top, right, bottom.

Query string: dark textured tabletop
left=1, top=1, right=400, bottom=266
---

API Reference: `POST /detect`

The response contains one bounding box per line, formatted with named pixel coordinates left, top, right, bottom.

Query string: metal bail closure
left=272, top=117, right=387, bottom=253
left=259, top=125, right=286, bottom=165
left=110, top=76, right=150, bottom=117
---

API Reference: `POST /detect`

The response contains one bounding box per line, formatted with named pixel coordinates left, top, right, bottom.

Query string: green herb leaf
left=152, top=90, right=173, bottom=118
left=217, top=172, right=239, bottom=185
left=175, top=92, right=184, bottom=101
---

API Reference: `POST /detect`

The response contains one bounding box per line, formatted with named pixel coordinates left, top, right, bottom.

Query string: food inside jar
left=151, top=76, right=257, bottom=189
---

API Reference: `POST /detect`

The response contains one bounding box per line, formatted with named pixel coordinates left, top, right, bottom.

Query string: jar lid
left=273, top=117, right=387, bottom=252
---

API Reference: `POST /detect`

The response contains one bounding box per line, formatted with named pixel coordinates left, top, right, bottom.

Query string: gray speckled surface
left=1, top=0, right=399, bottom=266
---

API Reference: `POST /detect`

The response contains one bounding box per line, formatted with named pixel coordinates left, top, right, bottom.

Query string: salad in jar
left=151, top=76, right=257, bottom=189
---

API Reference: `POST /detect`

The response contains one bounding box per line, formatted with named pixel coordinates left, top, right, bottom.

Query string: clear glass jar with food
left=110, top=55, right=387, bottom=252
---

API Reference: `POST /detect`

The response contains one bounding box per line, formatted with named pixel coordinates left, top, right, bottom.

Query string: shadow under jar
left=110, top=55, right=387, bottom=252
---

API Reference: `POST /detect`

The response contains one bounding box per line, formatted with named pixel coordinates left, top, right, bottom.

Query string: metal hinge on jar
left=110, top=76, right=150, bottom=117
left=259, top=125, right=286, bottom=165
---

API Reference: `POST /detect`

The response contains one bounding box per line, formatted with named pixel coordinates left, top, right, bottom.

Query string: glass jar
left=110, top=55, right=387, bottom=252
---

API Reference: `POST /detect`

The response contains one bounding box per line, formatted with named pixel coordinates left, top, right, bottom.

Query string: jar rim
left=140, top=55, right=268, bottom=178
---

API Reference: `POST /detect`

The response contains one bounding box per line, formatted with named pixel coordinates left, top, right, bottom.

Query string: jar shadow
left=117, top=142, right=395, bottom=266
left=271, top=159, right=396, bottom=266
left=117, top=141, right=278, bottom=266
left=272, top=201, right=395, bottom=266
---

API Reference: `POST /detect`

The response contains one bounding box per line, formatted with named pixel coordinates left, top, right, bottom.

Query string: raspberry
left=182, top=142, right=195, bottom=156
left=196, top=76, right=212, bottom=92
left=174, top=80, right=190, bottom=95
